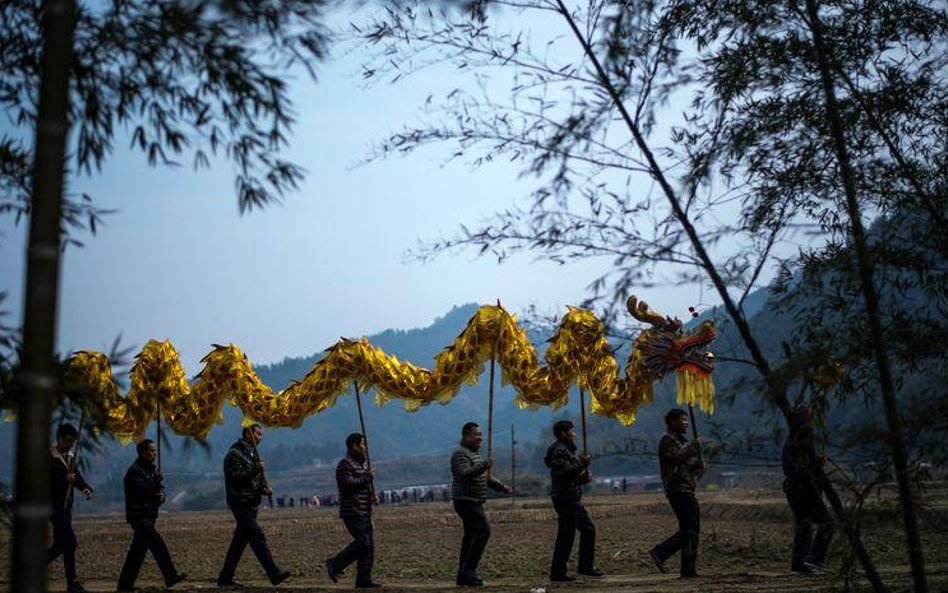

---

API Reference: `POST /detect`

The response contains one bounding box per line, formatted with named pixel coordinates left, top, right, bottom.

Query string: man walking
left=545, top=420, right=601, bottom=582
left=325, top=433, right=381, bottom=588
left=48, top=423, right=93, bottom=593
left=649, top=408, right=704, bottom=578
left=217, top=424, right=290, bottom=587
left=451, top=422, right=512, bottom=586
left=117, top=439, right=187, bottom=591
left=783, top=403, right=834, bottom=575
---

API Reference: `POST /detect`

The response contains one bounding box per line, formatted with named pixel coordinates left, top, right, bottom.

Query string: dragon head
left=627, top=295, right=716, bottom=376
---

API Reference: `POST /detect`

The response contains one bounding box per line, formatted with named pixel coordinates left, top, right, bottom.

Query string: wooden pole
left=579, top=387, right=588, bottom=455
left=354, top=382, right=372, bottom=469
left=354, top=382, right=375, bottom=498
left=64, top=407, right=87, bottom=508
left=156, top=399, right=162, bottom=472
left=247, top=424, right=273, bottom=507
left=510, top=424, right=516, bottom=508
left=687, top=404, right=703, bottom=464
left=487, top=341, right=496, bottom=478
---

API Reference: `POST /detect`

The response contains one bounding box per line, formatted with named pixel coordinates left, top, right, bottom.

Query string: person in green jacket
left=451, top=422, right=512, bottom=587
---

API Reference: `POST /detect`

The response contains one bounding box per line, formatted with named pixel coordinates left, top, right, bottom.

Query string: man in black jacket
left=48, top=423, right=93, bottom=593
left=117, top=440, right=187, bottom=591
left=545, top=420, right=601, bottom=582
left=325, top=433, right=381, bottom=588
left=649, top=408, right=704, bottom=578
left=451, top=422, right=513, bottom=587
left=783, top=404, right=834, bottom=575
left=217, top=424, right=290, bottom=587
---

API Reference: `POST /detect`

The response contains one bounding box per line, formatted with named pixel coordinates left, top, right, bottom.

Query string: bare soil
left=4, top=488, right=948, bottom=593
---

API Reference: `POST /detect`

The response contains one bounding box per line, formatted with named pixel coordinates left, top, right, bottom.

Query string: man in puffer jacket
left=451, top=422, right=512, bottom=586
left=217, top=424, right=290, bottom=587
left=545, top=420, right=601, bottom=582
left=117, top=439, right=187, bottom=591
left=325, top=433, right=381, bottom=588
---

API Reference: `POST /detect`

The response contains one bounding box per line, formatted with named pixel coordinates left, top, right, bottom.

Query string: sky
left=0, top=4, right=730, bottom=374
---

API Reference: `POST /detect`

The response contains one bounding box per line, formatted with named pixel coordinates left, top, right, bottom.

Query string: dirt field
left=3, top=488, right=948, bottom=593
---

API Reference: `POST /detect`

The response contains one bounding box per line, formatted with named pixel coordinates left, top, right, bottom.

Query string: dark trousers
left=550, top=500, right=596, bottom=578
left=47, top=507, right=78, bottom=585
left=786, top=483, right=834, bottom=569
left=454, top=500, right=491, bottom=577
left=332, top=516, right=375, bottom=585
left=653, top=491, right=700, bottom=576
left=117, top=517, right=178, bottom=588
left=218, top=507, right=280, bottom=583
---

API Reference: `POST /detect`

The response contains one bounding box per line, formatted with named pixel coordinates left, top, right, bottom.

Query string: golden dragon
left=62, top=296, right=716, bottom=441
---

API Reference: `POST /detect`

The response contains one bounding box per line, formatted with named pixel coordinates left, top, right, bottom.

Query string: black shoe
left=680, top=572, right=699, bottom=579
left=456, top=572, right=484, bottom=587
left=790, top=565, right=815, bottom=577
left=550, top=574, right=576, bottom=582
left=578, top=568, right=603, bottom=577
left=355, top=582, right=382, bottom=588
left=326, top=558, right=340, bottom=583
left=166, top=572, right=188, bottom=588
left=649, top=548, right=667, bottom=574
left=116, top=587, right=139, bottom=593
left=68, top=582, right=88, bottom=593
left=804, top=561, right=832, bottom=574
left=271, top=570, right=291, bottom=586
left=216, top=580, right=246, bottom=588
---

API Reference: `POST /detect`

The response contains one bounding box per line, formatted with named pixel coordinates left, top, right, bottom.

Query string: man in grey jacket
left=451, top=422, right=512, bottom=587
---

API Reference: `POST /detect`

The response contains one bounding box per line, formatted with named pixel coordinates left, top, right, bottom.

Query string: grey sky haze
left=0, top=3, right=737, bottom=375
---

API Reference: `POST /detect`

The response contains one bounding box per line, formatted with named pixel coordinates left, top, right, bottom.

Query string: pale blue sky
left=0, top=5, right=737, bottom=373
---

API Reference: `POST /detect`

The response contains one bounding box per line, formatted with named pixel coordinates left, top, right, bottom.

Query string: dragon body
left=63, top=296, right=716, bottom=441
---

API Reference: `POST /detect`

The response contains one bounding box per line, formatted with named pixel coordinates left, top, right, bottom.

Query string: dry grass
left=3, top=488, right=947, bottom=593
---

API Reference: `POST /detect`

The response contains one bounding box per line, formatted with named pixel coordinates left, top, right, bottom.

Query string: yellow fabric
left=62, top=305, right=715, bottom=441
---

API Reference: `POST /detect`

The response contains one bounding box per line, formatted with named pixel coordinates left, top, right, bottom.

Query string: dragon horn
left=627, top=295, right=667, bottom=326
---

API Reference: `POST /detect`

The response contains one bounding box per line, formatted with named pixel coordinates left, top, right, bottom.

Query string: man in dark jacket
left=545, top=420, right=601, bottom=582
left=325, top=433, right=381, bottom=588
left=217, top=424, right=290, bottom=587
left=47, top=423, right=93, bottom=593
left=783, top=404, right=834, bottom=575
left=117, top=439, right=187, bottom=591
left=649, top=408, right=704, bottom=578
left=451, top=422, right=513, bottom=586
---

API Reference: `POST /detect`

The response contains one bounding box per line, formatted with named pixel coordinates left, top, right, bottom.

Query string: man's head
left=461, top=422, right=483, bottom=449
left=242, top=423, right=263, bottom=445
left=55, top=423, right=78, bottom=452
left=346, top=432, right=367, bottom=459
left=137, top=439, right=158, bottom=463
left=665, top=408, right=689, bottom=435
left=553, top=420, right=576, bottom=446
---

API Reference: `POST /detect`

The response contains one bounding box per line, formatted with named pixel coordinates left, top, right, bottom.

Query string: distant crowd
left=273, top=486, right=451, bottom=509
